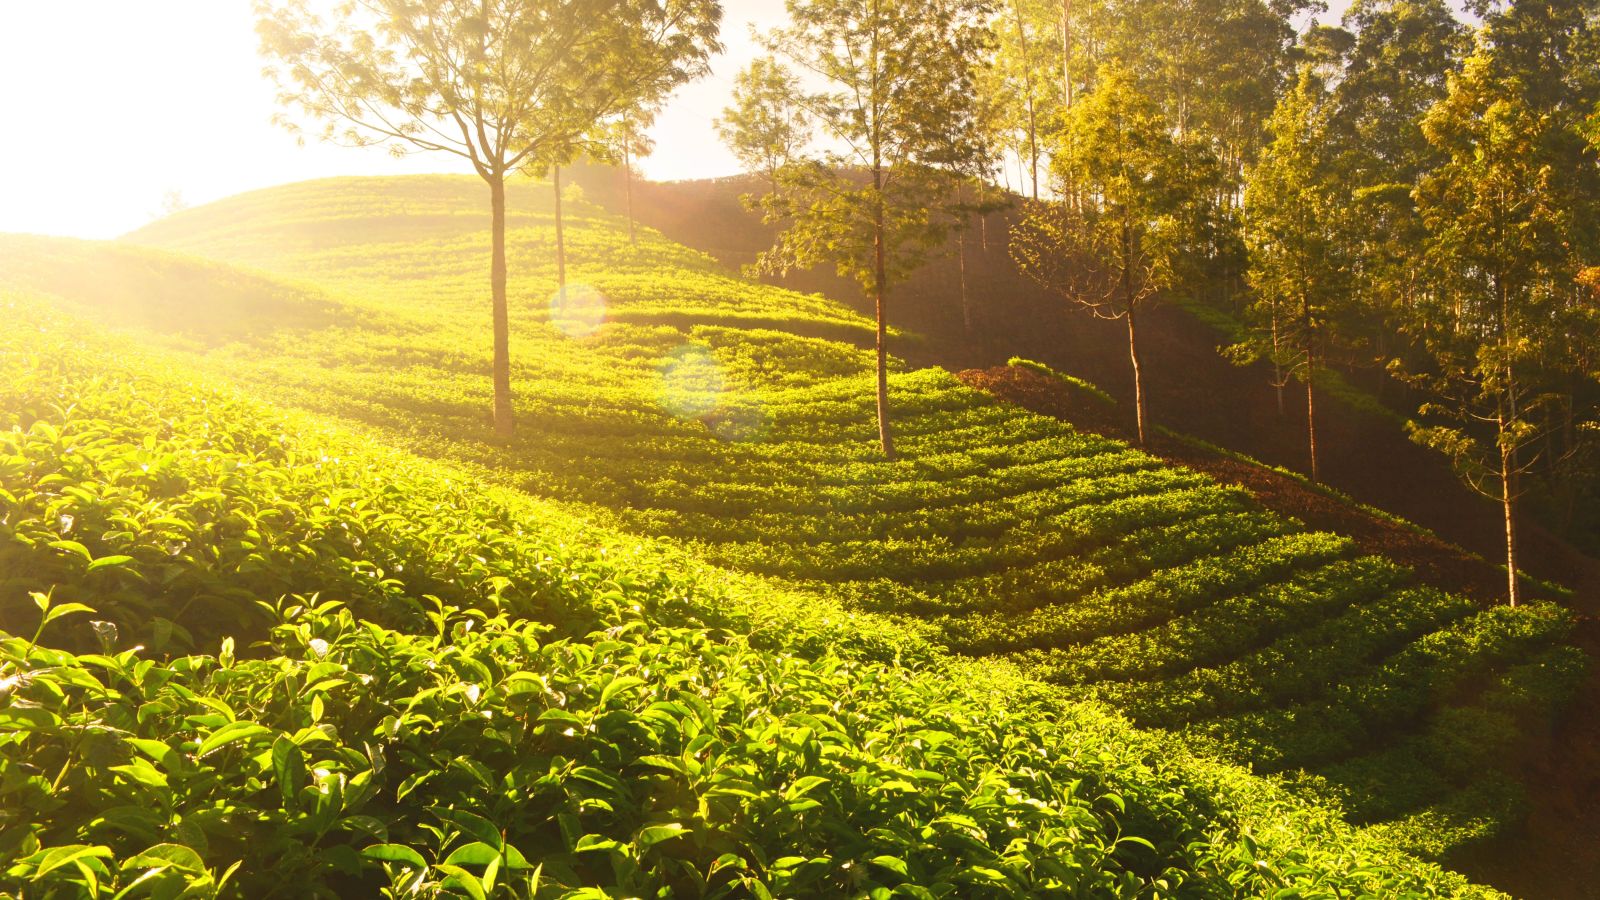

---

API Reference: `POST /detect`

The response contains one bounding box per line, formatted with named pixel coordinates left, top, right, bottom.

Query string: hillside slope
left=0, top=296, right=1501, bottom=897
left=4, top=175, right=1580, bottom=871
left=568, top=168, right=1600, bottom=896
left=570, top=166, right=1594, bottom=582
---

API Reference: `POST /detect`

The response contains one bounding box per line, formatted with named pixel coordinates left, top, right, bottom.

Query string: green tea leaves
left=196, top=721, right=272, bottom=758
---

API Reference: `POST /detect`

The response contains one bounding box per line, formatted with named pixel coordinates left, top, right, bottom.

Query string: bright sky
left=0, top=0, right=788, bottom=239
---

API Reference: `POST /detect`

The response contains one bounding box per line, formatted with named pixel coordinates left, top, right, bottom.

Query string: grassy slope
left=0, top=299, right=1495, bottom=898
left=0, top=175, right=1578, bottom=861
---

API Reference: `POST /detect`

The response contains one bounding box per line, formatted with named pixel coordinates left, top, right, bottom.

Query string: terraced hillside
left=6, top=302, right=1516, bottom=896
left=2, top=175, right=1580, bottom=865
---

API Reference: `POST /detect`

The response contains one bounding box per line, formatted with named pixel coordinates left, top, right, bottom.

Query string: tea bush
left=0, top=313, right=1502, bottom=897
left=0, top=172, right=1579, bottom=867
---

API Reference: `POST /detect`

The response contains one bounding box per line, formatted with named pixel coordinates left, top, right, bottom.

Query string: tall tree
left=538, top=104, right=658, bottom=297
left=613, top=108, right=657, bottom=244
left=526, top=149, right=581, bottom=301
left=1011, top=64, right=1203, bottom=445
left=987, top=0, right=1058, bottom=199
left=1332, top=0, right=1469, bottom=185
left=1401, top=47, right=1596, bottom=605
left=1236, top=67, right=1354, bottom=483
left=714, top=58, right=811, bottom=198
left=737, top=0, right=994, bottom=458
left=1328, top=0, right=1468, bottom=366
left=1099, top=0, right=1305, bottom=201
left=255, top=0, right=721, bottom=436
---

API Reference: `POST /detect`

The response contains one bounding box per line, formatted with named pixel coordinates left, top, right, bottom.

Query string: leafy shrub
left=0, top=172, right=1579, bottom=868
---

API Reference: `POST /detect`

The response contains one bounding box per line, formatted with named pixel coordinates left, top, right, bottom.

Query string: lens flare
left=548, top=283, right=606, bottom=338
left=656, top=342, right=770, bottom=441
left=658, top=343, right=725, bottom=420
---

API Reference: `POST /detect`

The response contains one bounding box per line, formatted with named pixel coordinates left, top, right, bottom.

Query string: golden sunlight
left=0, top=0, right=784, bottom=239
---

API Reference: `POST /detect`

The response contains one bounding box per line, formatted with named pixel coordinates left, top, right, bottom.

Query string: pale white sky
left=0, top=1, right=1387, bottom=240
left=0, top=0, right=788, bottom=239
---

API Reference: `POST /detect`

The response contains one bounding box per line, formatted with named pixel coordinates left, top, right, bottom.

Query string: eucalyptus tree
left=1401, top=47, right=1596, bottom=605
left=1326, top=0, right=1467, bottom=360
left=988, top=0, right=1061, bottom=199
left=524, top=142, right=583, bottom=301
left=1100, top=0, right=1303, bottom=202
left=610, top=107, right=657, bottom=244
left=255, top=0, right=722, bottom=436
left=734, top=0, right=995, bottom=459
left=714, top=58, right=811, bottom=199
left=1044, top=0, right=1301, bottom=312
left=1390, top=0, right=1600, bottom=604
left=1332, top=0, right=1468, bottom=185
left=535, top=102, right=658, bottom=296
left=1011, top=65, right=1204, bottom=446
left=1236, top=68, right=1354, bottom=482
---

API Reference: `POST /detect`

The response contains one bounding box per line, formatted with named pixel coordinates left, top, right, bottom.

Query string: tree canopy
left=730, top=0, right=995, bottom=458
left=256, top=0, right=722, bottom=435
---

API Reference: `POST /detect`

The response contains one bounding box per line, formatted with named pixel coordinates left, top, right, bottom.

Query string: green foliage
left=714, top=59, right=810, bottom=194
left=1322, top=0, right=1468, bottom=336
left=254, top=0, right=723, bottom=434
left=740, top=0, right=995, bottom=293
left=1239, top=67, right=1355, bottom=380
left=0, top=307, right=1508, bottom=897
left=1391, top=23, right=1600, bottom=601
left=1233, top=63, right=1374, bottom=480
left=1015, top=64, right=1217, bottom=442
left=0, top=601, right=1502, bottom=898
left=7, top=173, right=1583, bottom=870
left=1006, top=357, right=1118, bottom=406
left=1029, top=64, right=1200, bottom=318
left=254, top=0, right=721, bottom=173
left=731, top=0, right=997, bottom=455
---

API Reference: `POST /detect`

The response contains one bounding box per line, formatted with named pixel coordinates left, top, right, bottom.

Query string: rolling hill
left=0, top=173, right=1583, bottom=894
left=0, top=291, right=1502, bottom=897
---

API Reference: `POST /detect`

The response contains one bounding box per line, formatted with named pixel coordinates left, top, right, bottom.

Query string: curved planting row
left=0, top=306, right=1500, bottom=897
left=1, top=174, right=1574, bottom=859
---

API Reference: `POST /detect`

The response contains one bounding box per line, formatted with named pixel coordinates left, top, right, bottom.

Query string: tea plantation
left=1, top=301, right=1508, bottom=897
left=0, top=174, right=1579, bottom=894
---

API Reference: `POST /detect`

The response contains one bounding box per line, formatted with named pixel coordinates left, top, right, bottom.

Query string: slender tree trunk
left=553, top=165, right=568, bottom=293
left=489, top=172, right=514, bottom=436
left=1122, top=223, right=1146, bottom=446
left=1012, top=0, right=1039, bottom=200
left=957, top=183, right=972, bottom=338
left=1126, top=306, right=1146, bottom=447
left=1501, top=422, right=1521, bottom=608
left=978, top=182, right=990, bottom=251
left=1060, top=2, right=1077, bottom=210
left=1271, top=307, right=1284, bottom=415
left=1303, top=295, right=1318, bottom=482
left=1305, top=347, right=1319, bottom=483
left=623, top=140, right=637, bottom=245
left=1562, top=373, right=1577, bottom=531
left=869, top=0, right=894, bottom=460
left=959, top=227, right=972, bottom=337
left=873, top=165, right=895, bottom=460
left=1496, top=278, right=1519, bottom=606
left=1060, top=0, right=1073, bottom=108
left=1027, top=119, right=1039, bottom=201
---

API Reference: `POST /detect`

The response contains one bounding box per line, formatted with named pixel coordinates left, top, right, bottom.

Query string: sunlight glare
left=548, top=283, right=608, bottom=338
left=658, top=343, right=726, bottom=420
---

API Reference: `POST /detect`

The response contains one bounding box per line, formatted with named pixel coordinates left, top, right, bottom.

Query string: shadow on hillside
left=570, top=161, right=1600, bottom=900
left=569, top=163, right=1593, bottom=591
